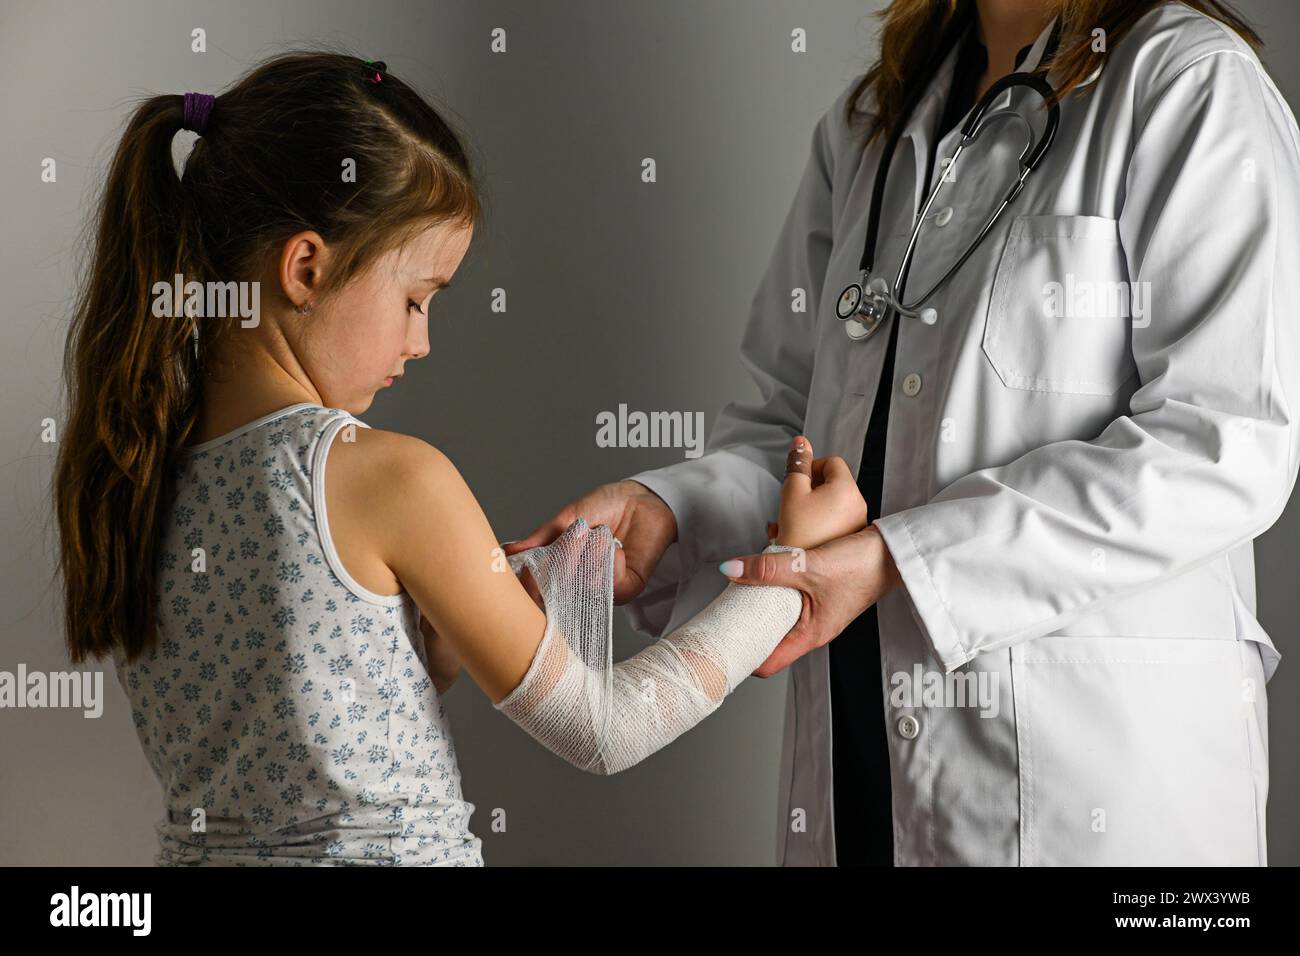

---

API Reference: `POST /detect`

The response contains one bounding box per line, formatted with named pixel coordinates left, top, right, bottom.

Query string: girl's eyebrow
left=419, top=276, right=451, bottom=289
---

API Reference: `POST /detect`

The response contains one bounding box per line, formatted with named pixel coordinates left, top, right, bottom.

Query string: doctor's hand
left=720, top=523, right=903, bottom=679
left=504, top=479, right=678, bottom=605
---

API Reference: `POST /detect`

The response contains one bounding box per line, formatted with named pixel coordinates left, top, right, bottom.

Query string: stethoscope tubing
left=837, top=16, right=1063, bottom=338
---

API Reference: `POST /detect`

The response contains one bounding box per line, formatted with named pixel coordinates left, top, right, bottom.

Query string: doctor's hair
left=849, top=0, right=1262, bottom=144
left=53, top=49, right=484, bottom=665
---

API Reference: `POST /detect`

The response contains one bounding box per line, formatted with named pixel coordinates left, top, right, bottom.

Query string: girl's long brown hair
left=849, top=0, right=1262, bottom=144
left=55, top=50, right=483, bottom=664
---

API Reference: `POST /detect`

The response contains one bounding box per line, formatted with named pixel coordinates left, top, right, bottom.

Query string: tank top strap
left=300, top=406, right=404, bottom=608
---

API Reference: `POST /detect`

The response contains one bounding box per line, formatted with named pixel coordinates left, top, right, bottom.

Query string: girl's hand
left=418, top=612, right=463, bottom=694
left=770, top=436, right=868, bottom=551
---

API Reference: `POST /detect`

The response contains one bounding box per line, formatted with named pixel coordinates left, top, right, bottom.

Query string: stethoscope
left=836, top=18, right=1062, bottom=341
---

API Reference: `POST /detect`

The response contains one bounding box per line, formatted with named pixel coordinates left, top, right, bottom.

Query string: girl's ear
left=278, top=229, right=330, bottom=309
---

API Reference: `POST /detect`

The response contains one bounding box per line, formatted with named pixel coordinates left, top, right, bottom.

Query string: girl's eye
left=408, top=299, right=426, bottom=315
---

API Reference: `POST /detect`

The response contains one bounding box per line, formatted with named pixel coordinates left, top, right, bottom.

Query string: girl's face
left=287, top=220, right=473, bottom=414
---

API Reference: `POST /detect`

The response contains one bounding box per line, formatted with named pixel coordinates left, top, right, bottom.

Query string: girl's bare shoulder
left=322, top=426, right=481, bottom=595
left=326, top=425, right=459, bottom=487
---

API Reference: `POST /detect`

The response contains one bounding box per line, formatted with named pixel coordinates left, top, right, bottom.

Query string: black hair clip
left=363, top=59, right=387, bottom=84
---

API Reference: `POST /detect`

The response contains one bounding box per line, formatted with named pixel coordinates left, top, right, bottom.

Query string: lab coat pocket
left=982, top=215, right=1137, bottom=396
left=1011, top=635, right=1260, bottom=866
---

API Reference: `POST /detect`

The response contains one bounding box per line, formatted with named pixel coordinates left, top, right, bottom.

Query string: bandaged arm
left=493, top=540, right=802, bottom=776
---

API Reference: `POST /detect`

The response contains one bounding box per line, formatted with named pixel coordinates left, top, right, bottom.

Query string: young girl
left=54, top=51, right=869, bottom=865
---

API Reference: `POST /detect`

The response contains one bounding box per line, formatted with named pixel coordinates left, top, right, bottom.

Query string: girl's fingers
left=806, top=454, right=851, bottom=490
left=809, top=455, right=840, bottom=486
left=809, top=454, right=869, bottom=527
left=780, top=436, right=813, bottom=505
left=817, top=455, right=854, bottom=487
left=783, top=436, right=813, bottom=479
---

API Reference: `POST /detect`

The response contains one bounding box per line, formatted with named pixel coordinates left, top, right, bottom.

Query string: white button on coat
left=626, top=6, right=1296, bottom=866
left=898, top=715, right=920, bottom=739
left=902, top=372, right=922, bottom=396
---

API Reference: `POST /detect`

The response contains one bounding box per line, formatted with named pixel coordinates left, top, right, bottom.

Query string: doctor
left=510, top=0, right=1300, bottom=865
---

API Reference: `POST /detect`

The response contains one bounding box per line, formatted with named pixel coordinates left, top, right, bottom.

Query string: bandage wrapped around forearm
left=495, top=517, right=802, bottom=775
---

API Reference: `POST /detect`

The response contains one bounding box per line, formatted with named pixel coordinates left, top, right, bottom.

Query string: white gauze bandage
left=494, top=517, right=802, bottom=775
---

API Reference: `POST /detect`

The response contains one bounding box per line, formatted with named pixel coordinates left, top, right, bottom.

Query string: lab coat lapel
left=903, top=43, right=962, bottom=221
left=827, top=38, right=957, bottom=459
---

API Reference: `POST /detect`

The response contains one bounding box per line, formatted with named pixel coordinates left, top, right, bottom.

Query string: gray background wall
left=1, top=0, right=1296, bottom=866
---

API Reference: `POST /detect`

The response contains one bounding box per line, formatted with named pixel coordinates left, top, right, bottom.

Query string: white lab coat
left=625, top=3, right=1300, bottom=866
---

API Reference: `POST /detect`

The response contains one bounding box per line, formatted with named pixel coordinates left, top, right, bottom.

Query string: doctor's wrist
left=624, top=479, right=680, bottom=545
left=876, top=526, right=904, bottom=593
left=856, top=525, right=903, bottom=600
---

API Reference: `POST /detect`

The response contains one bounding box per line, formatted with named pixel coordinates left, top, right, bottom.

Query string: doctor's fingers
left=719, top=547, right=822, bottom=591
left=723, top=552, right=838, bottom=678
left=752, top=622, right=820, bottom=679
left=503, top=510, right=574, bottom=555
left=518, top=565, right=544, bottom=610
left=504, top=481, right=634, bottom=555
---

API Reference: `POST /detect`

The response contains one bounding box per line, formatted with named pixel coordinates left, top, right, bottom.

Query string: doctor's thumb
left=718, top=550, right=801, bottom=589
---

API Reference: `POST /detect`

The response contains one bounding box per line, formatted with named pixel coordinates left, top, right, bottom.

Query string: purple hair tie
left=182, top=92, right=216, bottom=134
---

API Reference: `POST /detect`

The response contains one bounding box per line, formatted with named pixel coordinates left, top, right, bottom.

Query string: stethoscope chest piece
left=837, top=274, right=892, bottom=341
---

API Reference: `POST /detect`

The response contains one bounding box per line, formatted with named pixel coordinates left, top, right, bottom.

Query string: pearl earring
left=295, top=301, right=313, bottom=315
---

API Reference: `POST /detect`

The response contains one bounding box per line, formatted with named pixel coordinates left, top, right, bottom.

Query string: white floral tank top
left=110, top=402, right=483, bottom=866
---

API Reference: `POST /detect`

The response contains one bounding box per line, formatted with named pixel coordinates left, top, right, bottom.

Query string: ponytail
left=55, top=93, right=209, bottom=663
